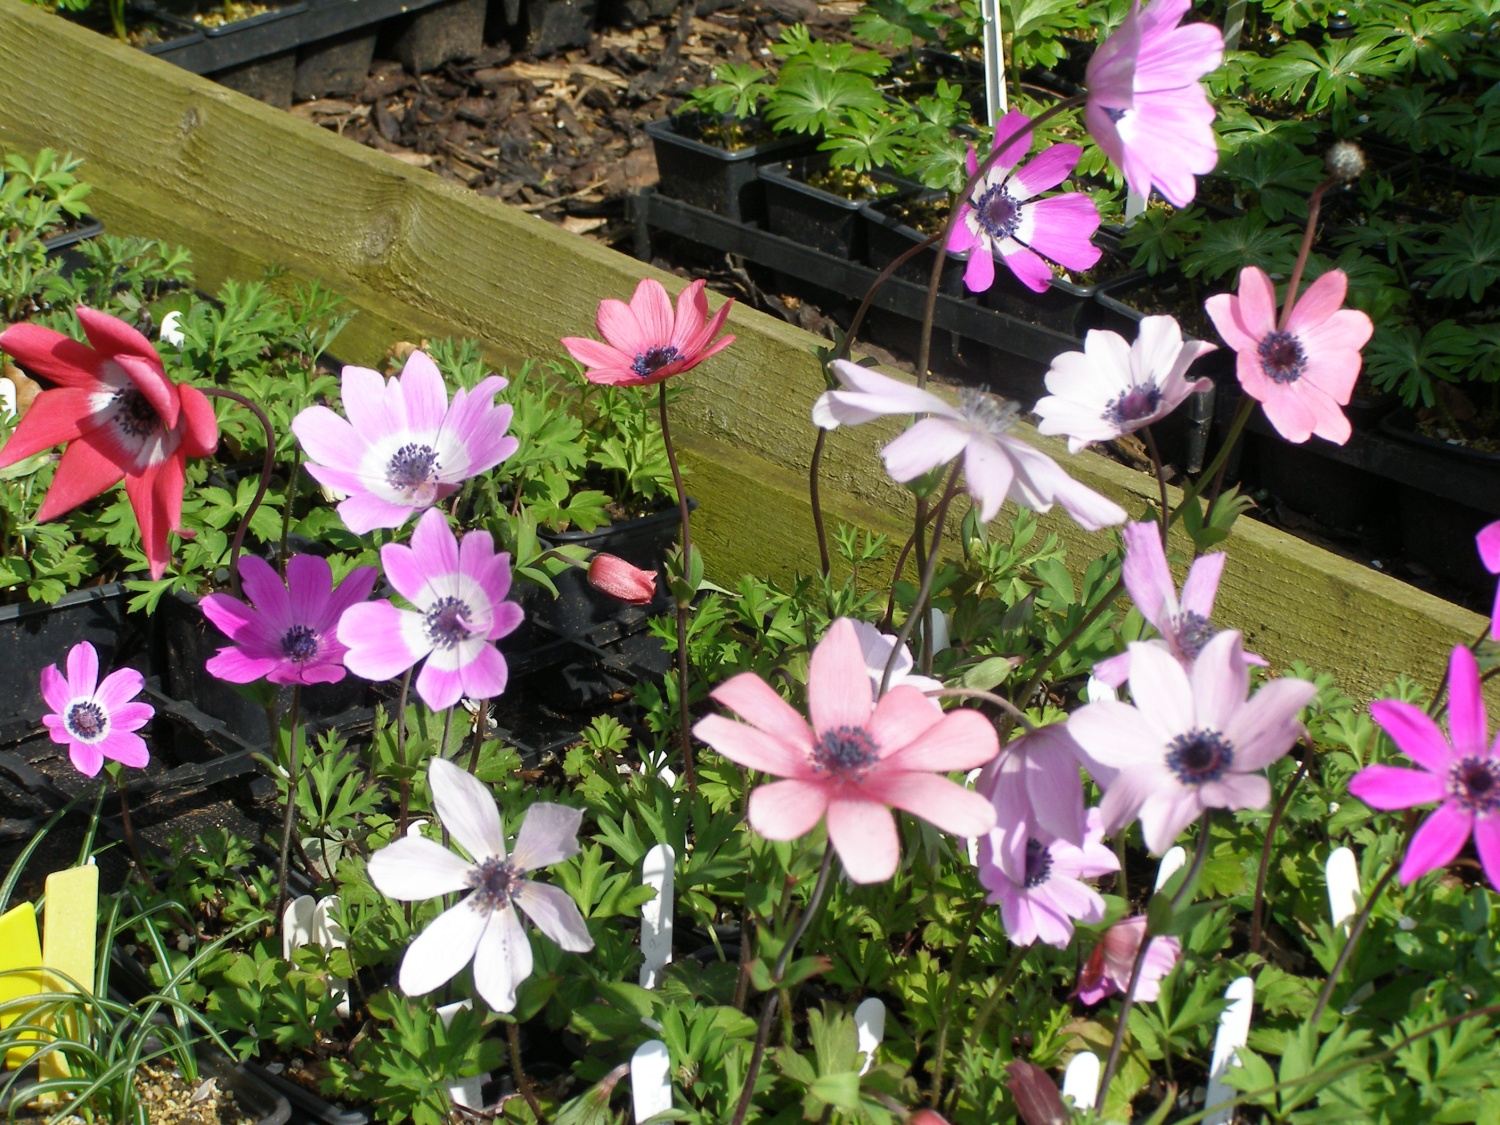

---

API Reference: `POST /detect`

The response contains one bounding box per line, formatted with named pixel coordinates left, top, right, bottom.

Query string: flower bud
left=587, top=553, right=656, bottom=605
left=1005, top=1060, right=1069, bottom=1125
left=907, top=1113, right=954, bottom=1125
left=1325, top=141, right=1366, bottom=183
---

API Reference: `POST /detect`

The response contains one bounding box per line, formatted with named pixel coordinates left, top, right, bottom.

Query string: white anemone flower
left=367, top=758, right=593, bottom=1011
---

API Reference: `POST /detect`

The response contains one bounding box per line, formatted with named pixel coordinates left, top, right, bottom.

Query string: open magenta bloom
left=561, top=278, right=735, bottom=387
left=948, top=110, right=1101, bottom=295
left=1085, top=0, right=1223, bottom=207
left=978, top=808, right=1118, bottom=948
left=692, top=618, right=998, bottom=884
left=1205, top=267, right=1373, bottom=445
left=1350, top=645, right=1500, bottom=890
left=292, top=350, right=518, bottom=535
left=201, top=554, right=378, bottom=686
left=1076, top=916, right=1182, bottom=1005
left=41, top=641, right=154, bottom=778
left=339, top=508, right=524, bottom=710
left=0, top=307, right=218, bottom=580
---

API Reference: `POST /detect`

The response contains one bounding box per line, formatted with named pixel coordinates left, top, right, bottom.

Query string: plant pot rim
left=644, top=114, right=806, bottom=164
left=0, top=580, right=131, bottom=624
left=759, top=156, right=919, bottom=213
left=541, top=495, right=699, bottom=545
left=1380, top=408, right=1500, bottom=466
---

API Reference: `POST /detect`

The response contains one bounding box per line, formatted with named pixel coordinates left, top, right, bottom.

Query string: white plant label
left=314, top=896, right=350, bottom=1017
left=1155, top=846, right=1188, bottom=891
left=1204, top=976, right=1255, bottom=1125
left=1326, top=847, right=1360, bottom=934
left=1062, top=1051, right=1101, bottom=1110
left=854, top=997, right=885, bottom=1076
left=1125, top=189, right=1148, bottom=226
left=966, top=768, right=985, bottom=866
left=436, top=1000, right=487, bottom=1110
left=631, top=1039, right=672, bottom=1122
left=980, top=0, right=1007, bottom=123
left=281, top=895, right=316, bottom=961
left=639, top=844, right=675, bottom=989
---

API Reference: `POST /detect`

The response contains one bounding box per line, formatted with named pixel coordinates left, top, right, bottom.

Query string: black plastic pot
left=861, top=190, right=968, bottom=297
left=760, top=158, right=917, bottom=260
left=384, top=0, right=486, bottom=73
left=293, top=22, right=377, bottom=99
left=979, top=231, right=1131, bottom=337
left=645, top=114, right=814, bottom=225
left=523, top=0, right=598, bottom=54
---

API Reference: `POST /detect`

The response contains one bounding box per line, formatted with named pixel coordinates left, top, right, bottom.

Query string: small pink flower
left=562, top=278, right=735, bottom=387
left=41, top=641, right=154, bottom=778
left=1085, top=0, right=1223, bottom=207
left=1204, top=267, right=1374, bottom=445
left=1076, top=916, right=1182, bottom=1005
left=692, top=618, right=998, bottom=884
left=1350, top=645, right=1500, bottom=890
left=978, top=808, right=1118, bottom=948
left=586, top=553, right=656, bottom=605
left=1478, top=521, right=1500, bottom=640
left=948, top=110, right=1102, bottom=295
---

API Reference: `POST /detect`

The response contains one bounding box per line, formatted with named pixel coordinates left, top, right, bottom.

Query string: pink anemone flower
left=1477, top=521, right=1500, bottom=640
left=1085, top=0, right=1224, bottom=207
left=975, top=723, right=1090, bottom=878
left=1350, top=645, right=1500, bottom=891
left=978, top=808, right=1118, bottom=948
left=292, top=350, right=519, bottom=535
left=1204, top=267, right=1373, bottom=445
left=949, top=110, right=1102, bottom=295
left=338, top=508, right=523, bottom=710
left=41, top=641, right=154, bottom=778
left=692, top=617, right=999, bottom=884
left=561, top=278, right=735, bottom=387
left=200, top=554, right=379, bottom=686
left=1076, top=916, right=1182, bottom=1005
left=586, top=553, right=656, bottom=606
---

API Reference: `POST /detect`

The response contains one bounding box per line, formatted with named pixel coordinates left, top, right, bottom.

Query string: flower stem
left=466, top=699, right=487, bottom=774
left=658, top=383, right=698, bottom=796
left=961, top=944, right=1028, bottom=1061
left=114, top=771, right=149, bottom=881
left=924, top=687, right=1036, bottom=733
left=199, top=387, right=275, bottom=599
left=276, top=683, right=303, bottom=913
left=1309, top=849, right=1401, bottom=1026
left=1278, top=178, right=1336, bottom=334
left=278, top=450, right=302, bottom=575
left=507, top=1019, right=547, bottom=1123
left=809, top=428, right=832, bottom=578
left=1249, top=748, right=1312, bottom=958
left=1142, top=424, right=1170, bottom=546
left=844, top=229, right=943, bottom=357
left=928, top=902, right=986, bottom=1106
left=881, top=465, right=963, bottom=695
left=394, top=667, right=413, bottom=837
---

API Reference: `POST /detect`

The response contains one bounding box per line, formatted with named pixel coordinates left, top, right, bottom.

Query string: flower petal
left=807, top=619, right=876, bottom=736
left=1348, top=764, right=1447, bottom=810
left=694, top=713, right=817, bottom=779
left=66, top=642, right=100, bottom=697
left=1444, top=645, right=1488, bottom=757
left=826, top=797, right=899, bottom=883
left=747, top=778, right=831, bottom=841
left=515, top=880, right=594, bottom=952
left=472, top=903, right=531, bottom=1013
left=367, top=835, right=475, bottom=899
left=510, top=803, right=583, bottom=872
left=400, top=899, right=487, bottom=997
left=1368, top=699, right=1455, bottom=774
left=430, top=757, right=506, bottom=862
left=862, top=771, right=996, bottom=837
left=710, top=671, right=814, bottom=752
left=1400, top=802, right=1472, bottom=884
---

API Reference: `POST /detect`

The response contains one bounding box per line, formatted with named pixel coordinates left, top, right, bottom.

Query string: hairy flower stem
left=278, top=450, right=301, bottom=575
left=1249, top=749, right=1313, bottom=957
left=810, top=429, right=832, bottom=577
left=507, top=1019, right=547, bottom=1123
left=1278, top=179, right=1337, bottom=334
left=658, top=384, right=698, bottom=795
left=1202, top=395, right=1256, bottom=514
left=1309, top=851, right=1402, bottom=1026
left=114, top=772, right=149, bottom=881
left=276, top=683, right=303, bottom=913
left=465, top=700, right=487, bottom=774
left=394, top=667, right=414, bottom=837
left=960, top=944, right=1029, bottom=1065
left=1004, top=575, right=1123, bottom=740
left=925, top=688, right=1036, bottom=734
left=199, top=387, right=274, bottom=599
left=1428, top=621, right=1493, bottom=721
left=1143, top=425, right=1170, bottom=545
left=881, top=466, right=964, bottom=695
left=844, top=230, right=943, bottom=356
left=928, top=904, right=986, bottom=1106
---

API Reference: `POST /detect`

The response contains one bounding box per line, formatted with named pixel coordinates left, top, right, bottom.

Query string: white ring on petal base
left=62, top=695, right=112, bottom=744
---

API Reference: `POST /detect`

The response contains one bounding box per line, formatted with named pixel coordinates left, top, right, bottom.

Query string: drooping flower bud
left=1006, top=1060, right=1069, bottom=1125
left=1324, top=141, right=1366, bottom=183
left=587, top=553, right=656, bottom=605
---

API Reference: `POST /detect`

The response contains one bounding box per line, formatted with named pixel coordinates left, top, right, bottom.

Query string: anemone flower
left=1075, top=915, right=1182, bottom=1005
left=849, top=618, right=944, bottom=699
left=948, top=110, right=1102, bottom=295
left=339, top=508, right=523, bottom=710
left=367, top=758, right=593, bottom=1012
left=1477, top=521, right=1500, bottom=641
left=978, top=808, right=1118, bottom=948
left=41, top=641, right=154, bottom=778
left=692, top=618, right=998, bottom=884
left=1084, top=0, right=1224, bottom=207
left=1349, top=645, right=1500, bottom=890
left=1035, top=316, right=1215, bottom=452
left=561, top=278, right=735, bottom=387
left=1068, top=631, right=1315, bottom=854
left=291, top=350, right=518, bottom=535
left=200, top=554, right=378, bottom=686
left=812, top=361, right=1127, bottom=532
left=0, top=307, right=218, bottom=580
left=586, top=553, right=656, bottom=606
left=1204, top=267, right=1373, bottom=445
left=975, top=723, right=1090, bottom=882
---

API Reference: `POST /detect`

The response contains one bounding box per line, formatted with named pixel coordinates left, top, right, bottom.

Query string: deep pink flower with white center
left=975, top=723, right=1090, bottom=881
left=978, top=807, right=1117, bottom=948
left=200, top=554, right=378, bottom=687
left=1204, top=266, right=1373, bottom=445
left=40, top=641, right=153, bottom=778
left=1478, top=522, right=1500, bottom=640
left=812, top=361, right=1127, bottom=532
left=1085, top=0, right=1223, bottom=207
left=367, top=758, right=593, bottom=1012
left=338, top=508, right=523, bottom=710
left=1068, top=631, right=1315, bottom=854
left=692, top=618, right=999, bottom=884
left=1035, top=316, right=1215, bottom=453
left=1076, top=916, right=1182, bottom=1005
left=292, top=350, right=518, bottom=535
left=561, top=278, right=735, bottom=387
left=948, top=111, right=1102, bottom=295
left=1350, top=645, right=1500, bottom=891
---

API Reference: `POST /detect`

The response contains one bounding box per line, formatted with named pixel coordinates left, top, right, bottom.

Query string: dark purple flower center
left=1172, top=612, right=1217, bottom=661
left=281, top=624, right=319, bottom=663
left=66, top=700, right=108, bottom=741
left=1448, top=756, right=1500, bottom=815
left=1023, top=836, right=1053, bottom=889
left=111, top=388, right=162, bottom=439
left=1104, top=107, right=1127, bottom=124
left=813, top=724, right=879, bottom=779
left=466, top=855, right=521, bottom=913
left=974, top=184, right=1021, bottom=241
left=1165, top=728, right=1234, bottom=786
left=386, top=443, right=441, bottom=493
left=424, top=595, right=474, bottom=648
left=958, top=389, right=1021, bottom=440
left=1103, top=385, right=1164, bottom=429
left=632, top=345, right=682, bottom=379
left=1258, top=331, right=1307, bottom=385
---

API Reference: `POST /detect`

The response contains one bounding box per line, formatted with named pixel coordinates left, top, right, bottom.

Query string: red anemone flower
left=0, top=307, right=218, bottom=579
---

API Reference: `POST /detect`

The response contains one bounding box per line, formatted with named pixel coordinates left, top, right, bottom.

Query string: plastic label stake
left=435, top=1000, right=487, bottom=1110
left=315, top=896, right=351, bottom=1017
left=639, top=844, right=675, bottom=990
left=40, top=865, right=99, bottom=1081
left=1155, top=846, right=1188, bottom=891
left=281, top=895, right=317, bottom=961
left=0, top=902, right=43, bottom=1067
left=631, top=1039, right=672, bottom=1122
left=1062, top=1051, right=1101, bottom=1110
left=1325, top=847, right=1360, bottom=934
left=980, top=0, right=1006, bottom=123
left=1204, top=977, right=1255, bottom=1125
left=854, top=998, right=886, bottom=1076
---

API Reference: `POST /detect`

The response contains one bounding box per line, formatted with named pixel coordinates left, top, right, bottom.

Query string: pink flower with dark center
left=338, top=508, right=523, bottom=710
left=1076, top=916, right=1182, bottom=1005
left=1204, top=267, right=1373, bottom=445
left=41, top=641, right=154, bottom=778
left=1478, top=521, right=1500, bottom=640
left=1350, top=645, right=1500, bottom=891
left=692, top=617, right=999, bottom=884
left=200, top=554, right=379, bottom=686
left=292, top=350, right=518, bottom=535
left=978, top=808, right=1118, bottom=948
left=561, top=278, right=735, bottom=387
left=1085, top=0, right=1223, bottom=207
left=586, top=553, right=656, bottom=605
left=948, top=110, right=1102, bottom=295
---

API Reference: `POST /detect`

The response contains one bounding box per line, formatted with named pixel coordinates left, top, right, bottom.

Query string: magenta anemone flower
left=1204, top=267, right=1373, bottom=445
left=291, top=350, right=518, bottom=536
left=812, top=361, right=1127, bottom=532
left=338, top=508, right=523, bottom=710
left=1035, top=316, right=1215, bottom=452
left=692, top=617, right=999, bottom=884
left=978, top=808, right=1118, bottom=948
left=200, top=554, right=378, bottom=687
left=561, top=278, right=735, bottom=387
left=1068, top=631, right=1314, bottom=854
left=41, top=641, right=154, bottom=778
left=367, top=758, right=593, bottom=1012
left=948, top=110, right=1102, bottom=295
left=1478, top=521, right=1500, bottom=640
left=1085, top=0, right=1223, bottom=207
left=1076, top=916, right=1182, bottom=1005
left=1349, top=645, right=1500, bottom=890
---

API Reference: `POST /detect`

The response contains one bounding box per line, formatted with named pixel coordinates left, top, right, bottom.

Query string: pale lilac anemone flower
left=1085, top=0, right=1223, bottom=207
left=41, top=641, right=153, bottom=778
left=292, top=350, right=518, bottom=535
left=1204, top=267, right=1373, bottom=446
left=339, top=508, right=523, bottom=710
left=949, top=110, right=1102, bottom=295
left=1035, top=316, right=1215, bottom=453
left=1350, top=645, right=1500, bottom=891
left=978, top=808, right=1118, bottom=948
left=692, top=618, right=998, bottom=884
left=201, top=555, right=378, bottom=686
left=812, top=361, right=1127, bottom=532
left=1476, top=521, right=1500, bottom=640
left=975, top=723, right=1090, bottom=881
left=849, top=618, right=944, bottom=700
left=1076, top=916, right=1181, bottom=1005
left=1068, top=631, right=1315, bottom=854
left=561, top=278, right=735, bottom=387
left=367, top=758, right=593, bottom=1012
